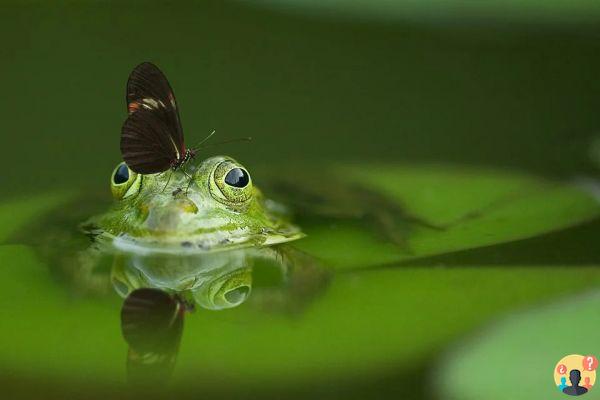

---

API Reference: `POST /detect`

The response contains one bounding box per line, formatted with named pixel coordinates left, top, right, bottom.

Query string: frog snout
left=144, top=199, right=199, bottom=232
left=175, top=198, right=198, bottom=214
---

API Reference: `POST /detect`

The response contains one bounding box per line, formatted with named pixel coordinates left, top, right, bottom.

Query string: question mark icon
left=582, top=355, right=598, bottom=371
left=557, top=364, right=567, bottom=374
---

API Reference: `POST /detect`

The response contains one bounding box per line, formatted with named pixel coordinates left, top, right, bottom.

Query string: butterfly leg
left=161, top=171, right=173, bottom=193
left=182, top=167, right=194, bottom=195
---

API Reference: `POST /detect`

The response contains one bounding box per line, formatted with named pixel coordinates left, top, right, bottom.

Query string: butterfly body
left=171, top=149, right=196, bottom=171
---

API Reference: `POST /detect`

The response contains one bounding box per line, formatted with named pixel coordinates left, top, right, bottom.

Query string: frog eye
left=224, top=168, right=250, bottom=188
left=111, top=162, right=141, bottom=200
left=210, top=160, right=253, bottom=207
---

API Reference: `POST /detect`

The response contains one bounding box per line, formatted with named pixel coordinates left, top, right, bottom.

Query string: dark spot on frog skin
left=181, top=241, right=193, bottom=248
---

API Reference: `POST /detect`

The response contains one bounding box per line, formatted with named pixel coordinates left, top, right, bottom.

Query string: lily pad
left=296, top=165, right=600, bottom=269
left=434, top=290, right=600, bottom=400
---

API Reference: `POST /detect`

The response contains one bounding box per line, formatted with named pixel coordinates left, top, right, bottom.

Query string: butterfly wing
left=125, top=62, right=185, bottom=156
left=121, top=108, right=179, bottom=174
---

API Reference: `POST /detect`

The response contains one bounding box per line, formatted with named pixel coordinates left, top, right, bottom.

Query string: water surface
left=1, top=1, right=600, bottom=398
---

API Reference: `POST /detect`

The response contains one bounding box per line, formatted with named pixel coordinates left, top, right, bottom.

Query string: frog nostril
left=177, top=199, right=198, bottom=214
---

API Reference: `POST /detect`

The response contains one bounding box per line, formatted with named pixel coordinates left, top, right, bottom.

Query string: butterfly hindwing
left=121, top=108, right=179, bottom=174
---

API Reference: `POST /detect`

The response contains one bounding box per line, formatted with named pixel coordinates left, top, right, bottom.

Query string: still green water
left=1, top=1, right=600, bottom=399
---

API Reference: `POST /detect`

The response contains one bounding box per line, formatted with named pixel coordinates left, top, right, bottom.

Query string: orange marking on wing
left=128, top=101, right=141, bottom=114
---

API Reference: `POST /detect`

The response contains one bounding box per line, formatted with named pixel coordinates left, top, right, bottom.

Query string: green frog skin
left=84, top=156, right=304, bottom=254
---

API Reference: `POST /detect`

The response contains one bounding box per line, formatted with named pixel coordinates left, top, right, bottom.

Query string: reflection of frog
left=115, top=245, right=330, bottom=385
left=83, top=156, right=304, bottom=252
left=110, top=245, right=328, bottom=312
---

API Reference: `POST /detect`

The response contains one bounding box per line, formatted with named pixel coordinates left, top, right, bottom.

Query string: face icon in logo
left=555, top=355, right=597, bottom=396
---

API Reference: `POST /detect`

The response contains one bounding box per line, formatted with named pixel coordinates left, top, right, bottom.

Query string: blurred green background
left=2, top=0, right=600, bottom=197
left=1, top=1, right=600, bottom=399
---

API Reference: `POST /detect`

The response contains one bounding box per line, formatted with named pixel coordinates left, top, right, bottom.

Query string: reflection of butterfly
left=120, top=288, right=186, bottom=384
left=121, top=62, right=196, bottom=174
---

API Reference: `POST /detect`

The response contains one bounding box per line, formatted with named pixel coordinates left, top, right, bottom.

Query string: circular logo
left=554, top=354, right=597, bottom=396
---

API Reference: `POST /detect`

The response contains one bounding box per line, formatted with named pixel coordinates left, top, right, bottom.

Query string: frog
left=82, top=155, right=305, bottom=254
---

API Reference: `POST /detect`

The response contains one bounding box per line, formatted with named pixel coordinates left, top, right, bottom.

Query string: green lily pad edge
left=297, top=164, right=600, bottom=269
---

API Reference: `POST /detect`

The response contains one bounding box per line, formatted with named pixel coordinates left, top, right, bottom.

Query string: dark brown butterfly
left=121, top=62, right=196, bottom=174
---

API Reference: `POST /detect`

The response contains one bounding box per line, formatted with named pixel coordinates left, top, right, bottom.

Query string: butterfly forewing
left=126, top=62, right=185, bottom=157
left=121, top=108, right=179, bottom=174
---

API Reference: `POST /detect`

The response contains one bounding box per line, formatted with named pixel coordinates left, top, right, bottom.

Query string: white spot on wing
left=141, top=98, right=166, bottom=110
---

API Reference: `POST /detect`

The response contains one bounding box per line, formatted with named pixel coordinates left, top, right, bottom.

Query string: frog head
left=87, top=156, right=303, bottom=253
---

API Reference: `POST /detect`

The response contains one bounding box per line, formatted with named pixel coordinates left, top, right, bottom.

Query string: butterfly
left=120, top=62, right=197, bottom=175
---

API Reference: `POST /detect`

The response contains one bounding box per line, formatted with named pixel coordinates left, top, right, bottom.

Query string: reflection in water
left=109, top=246, right=328, bottom=312
left=76, top=245, right=329, bottom=385
left=121, top=288, right=185, bottom=385
left=111, top=248, right=255, bottom=311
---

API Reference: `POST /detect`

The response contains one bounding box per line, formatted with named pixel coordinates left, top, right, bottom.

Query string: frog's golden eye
left=111, top=162, right=141, bottom=200
left=210, top=160, right=253, bottom=207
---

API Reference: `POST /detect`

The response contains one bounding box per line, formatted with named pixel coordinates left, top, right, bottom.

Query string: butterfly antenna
left=192, top=130, right=216, bottom=149
left=194, top=136, right=252, bottom=150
